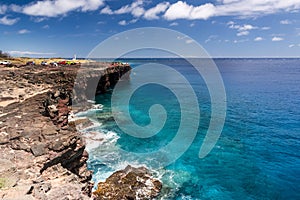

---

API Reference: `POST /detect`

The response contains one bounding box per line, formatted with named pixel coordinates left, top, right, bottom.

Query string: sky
left=0, top=0, right=300, bottom=58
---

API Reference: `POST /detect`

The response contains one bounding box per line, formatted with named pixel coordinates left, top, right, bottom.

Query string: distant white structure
left=72, top=54, right=77, bottom=60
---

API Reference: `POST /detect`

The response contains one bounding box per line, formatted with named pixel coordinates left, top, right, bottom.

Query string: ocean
left=79, top=58, right=300, bottom=199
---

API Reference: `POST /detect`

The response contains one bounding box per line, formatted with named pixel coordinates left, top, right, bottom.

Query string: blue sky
left=0, top=0, right=300, bottom=58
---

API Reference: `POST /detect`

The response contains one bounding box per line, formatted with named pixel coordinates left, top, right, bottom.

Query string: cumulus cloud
left=143, top=2, right=170, bottom=20
left=22, top=0, right=104, bottom=17
left=169, top=22, right=178, bottom=26
left=9, top=4, right=22, bottom=12
left=0, top=16, right=19, bottom=25
left=118, top=20, right=127, bottom=26
left=42, top=25, right=50, bottom=29
left=32, top=17, right=48, bottom=23
left=228, top=21, right=257, bottom=36
left=237, top=31, right=249, bottom=36
left=164, top=0, right=300, bottom=20
left=272, top=36, right=284, bottom=41
left=205, top=35, right=218, bottom=43
left=229, top=22, right=258, bottom=31
left=101, top=1, right=170, bottom=20
left=100, top=6, right=113, bottom=14
left=164, top=1, right=216, bottom=20
left=254, top=37, right=263, bottom=41
left=100, top=0, right=145, bottom=17
left=185, top=39, right=194, bottom=44
left=289, top=44, right=295, bottom=48
left=0, top=5, right=7, bottom=14
left=18, top=29, right=30, bottom=34
left=114, top=0, right=144, bottom=17
left=280, top=19, right=292, bottom=24
left=118, top=19, right=138, bottom=26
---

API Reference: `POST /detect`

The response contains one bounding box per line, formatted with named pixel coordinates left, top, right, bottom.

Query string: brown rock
left=93, top=165, right=162, bottom=200
left=0, top=132, right=9, bottom=144
left=31, top=143, right=47, bottom=157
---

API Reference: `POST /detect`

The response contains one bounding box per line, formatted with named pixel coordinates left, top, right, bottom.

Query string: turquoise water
left=85, top=58, right=300, bottom=199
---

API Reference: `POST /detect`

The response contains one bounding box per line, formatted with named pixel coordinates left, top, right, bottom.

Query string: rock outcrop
left=0, top=63, right=132, bottom=199
left=93, top=165, right=162, bottom=200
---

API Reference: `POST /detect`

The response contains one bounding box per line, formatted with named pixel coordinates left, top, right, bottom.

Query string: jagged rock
left=0, top=63, right=131, bottom=199
left=0, top=132, right=9, bottom=144
left=0, top=185, right=34, bottom=200
left=33, top=182, right=52, bottom=200
left=31, top=143, right=47, bottom=157
left=93, top=165, right=162, bottom=200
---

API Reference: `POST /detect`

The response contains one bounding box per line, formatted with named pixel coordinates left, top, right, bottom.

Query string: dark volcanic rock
left=93, top=165, right=162, bottom=200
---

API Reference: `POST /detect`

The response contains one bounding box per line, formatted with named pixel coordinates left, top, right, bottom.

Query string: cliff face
left=0, top=63, right=131, bottom=199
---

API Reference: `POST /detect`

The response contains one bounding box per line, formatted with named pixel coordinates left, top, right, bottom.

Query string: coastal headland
left=0, top=60, right=162, bottom=199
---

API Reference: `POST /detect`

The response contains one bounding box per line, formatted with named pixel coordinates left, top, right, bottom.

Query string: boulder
left=93, top=165, right=162, bottom=200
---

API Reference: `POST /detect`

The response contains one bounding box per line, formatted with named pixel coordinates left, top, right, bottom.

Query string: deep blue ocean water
left=83, top=58, right=300, bottom=199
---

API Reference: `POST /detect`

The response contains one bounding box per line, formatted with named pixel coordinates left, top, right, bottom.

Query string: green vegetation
left=0, top=178, right=6, bottom=189
left=0, top=50, right=10, bottom=59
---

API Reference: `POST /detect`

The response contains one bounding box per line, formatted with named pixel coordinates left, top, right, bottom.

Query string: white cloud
left=228, top=22, right=258, bottom=31
left=261, top=26, right=271, bottom=30
left=177, top=35, right=188, bottom=40
left=237, top=31, right=249, bottom=36
left=0, top=5, right=7, bottom=14
left=205, top=35, right=218, bottom=43
left=32, top=17, right=48, bottom=23
left=22, top=0, right=104, bottom=17
left=0, top=16, right=19, bottom=25
left=169, top=22, right=178, bottom=26
left=118, top=20, right=127, bottom=26
left=164, top=0, right=300, bottom=20
left=254, top=37, right=263, bottom=41
left=289, top=44, right=295, bottom=48
left=280, top=19, right=292, bottom=24
left=42, top=25, right=50, bottom=29
left=164, top=1, right=216, bottom=20
left=118, top=19, right=138, bottom=26
left=100, top=6, right=113, bottom=14
left=18, top=29, right=30, bottom=34
left=185, top=39, right=194, bottom=44
left=233, top=39, right=248, bottom=43
left=239, top=24, right=257, bottom=31
left=100, top=0, right=147, bottom=18
left=272, top=36, right=284, bottom=41
left=144, top=2, right=170, bottom=20
left=114, top=0, right=144, bottom=17
left=101, top=1, right=169, bottom=20
left=9, top=4, right=22, bottom=12
left=228, top=21, right=257, bottom=36
left=8, top=50, right=56, bottom=56
left=97, top=21, right=105, bottom=24
left=81, top=0, right=104, bottom=11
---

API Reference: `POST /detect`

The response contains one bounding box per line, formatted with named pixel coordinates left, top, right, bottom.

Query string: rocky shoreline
left=0, top=63, right=162, bottom=199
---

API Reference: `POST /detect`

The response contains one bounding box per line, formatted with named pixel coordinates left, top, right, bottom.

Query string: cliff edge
left=0, top=63, right=131, bottom=199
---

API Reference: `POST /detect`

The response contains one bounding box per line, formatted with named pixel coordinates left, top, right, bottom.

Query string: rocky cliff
left=0, top=63, right=132, bottom=199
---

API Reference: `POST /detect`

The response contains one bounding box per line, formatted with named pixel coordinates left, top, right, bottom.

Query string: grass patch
left=0, top=178, right=7, bottom=189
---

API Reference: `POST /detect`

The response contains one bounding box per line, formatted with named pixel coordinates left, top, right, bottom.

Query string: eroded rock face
left=0, top=64, right=134, bottom=199
left=93, top=165, right=162, bottom=200
left=43, top=88, right=72, bottom=129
